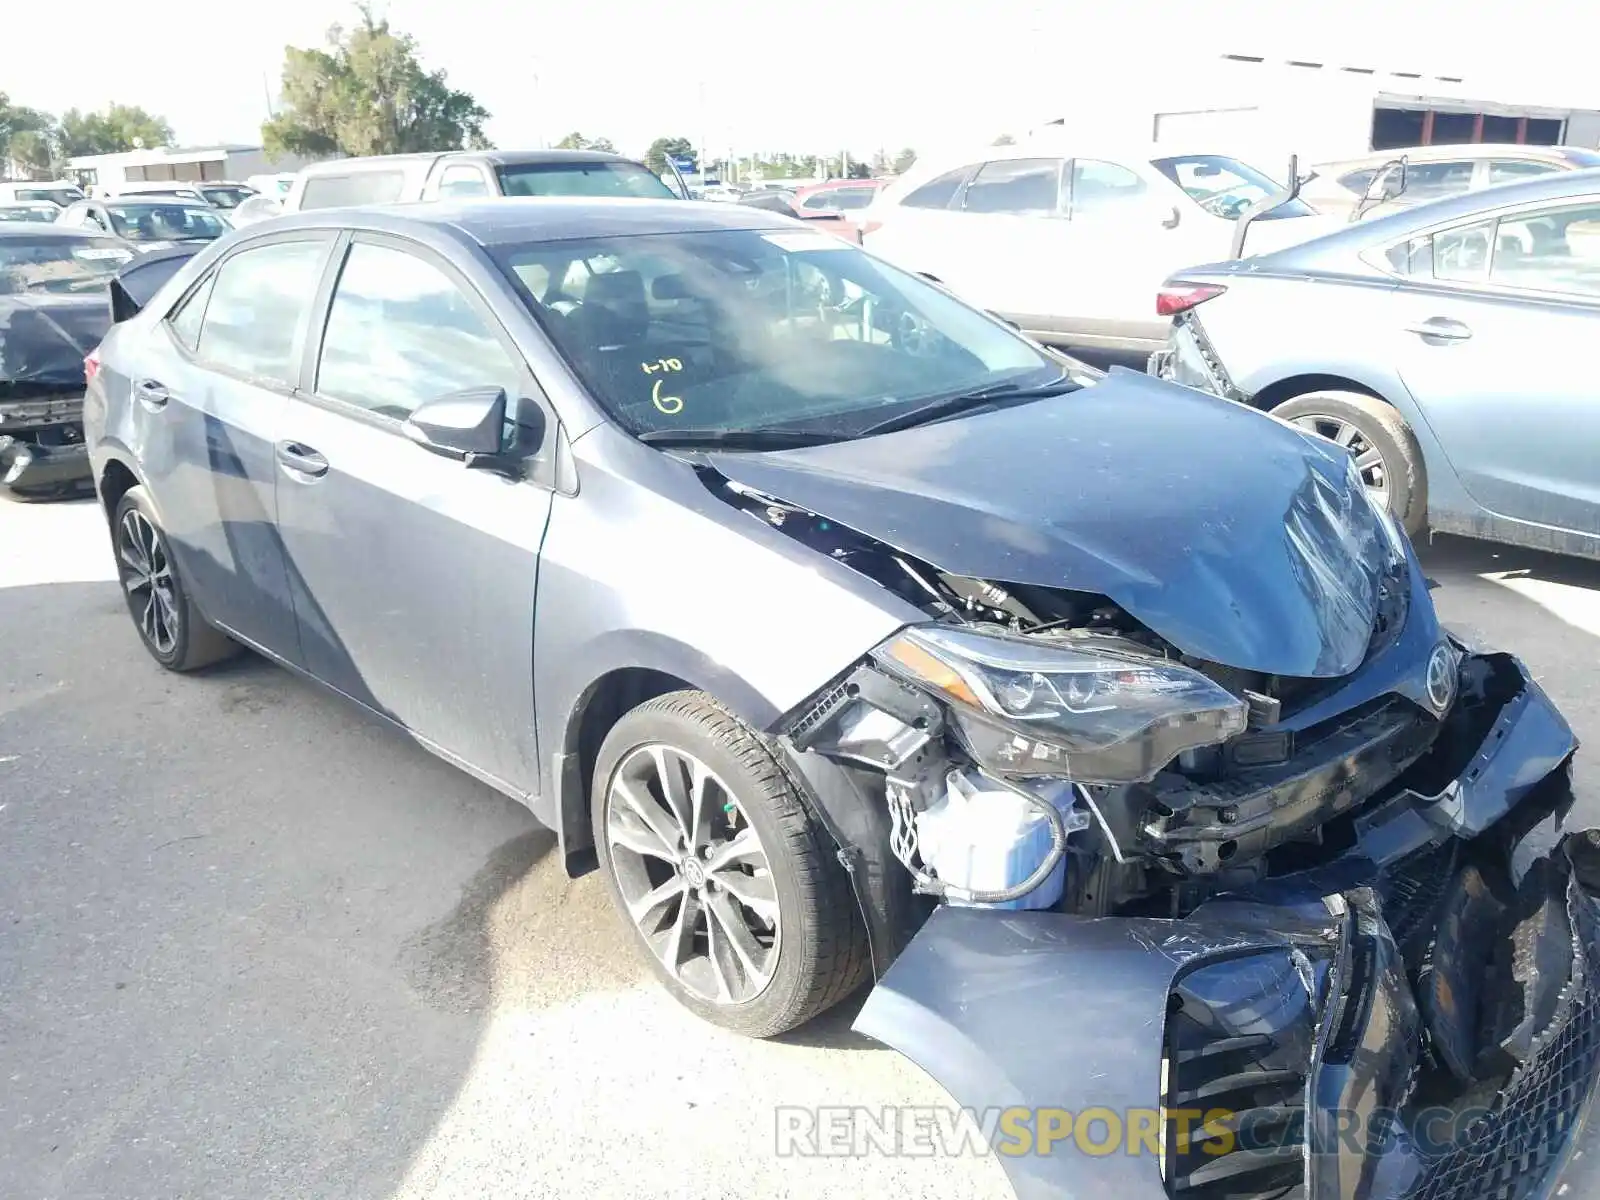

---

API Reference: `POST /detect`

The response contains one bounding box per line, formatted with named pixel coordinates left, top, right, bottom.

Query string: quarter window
left=438, top=165, right=490, bottom=198
left=901, top=168, right=970, bottom=210
left=299, top=171, right=407, bottom=210
left=315, top=241, right=522, bottom=420
left=962, top=158, right=1062, bottom=215
left=195, top=240, right=328, bottom=384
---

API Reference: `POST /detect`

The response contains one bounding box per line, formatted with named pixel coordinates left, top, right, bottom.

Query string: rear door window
left=1491, top=202, right=1600, bottom=297
left=1486, top=160, right=1562, bottom=186
left=961, top=158, right=1063, bottom=215
left=1069, top=159, right=1148, bottom=216
left=299, top=171, right=408, bottom=210
left=1404, top=161, right=1475, bottom=201
left=194, top=239, right=329, bottom=384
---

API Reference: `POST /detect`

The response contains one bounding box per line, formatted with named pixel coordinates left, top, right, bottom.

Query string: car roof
left=1317, top=144, right=1589, bottom=171
left=256, top=196, right=803, bottom=247
left=1249, top=166, right=1600, bottom=269
left=297, top=149, right=642, bottom=178
left=0, top=222, right=116, bottom=239
left=101, top=197, right=214, bottom=208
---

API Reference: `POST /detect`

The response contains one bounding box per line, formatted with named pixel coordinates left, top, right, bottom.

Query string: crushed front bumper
left=0, top=430, right=91, bottom=494
left=854, top=653, right=1595, bottom=1199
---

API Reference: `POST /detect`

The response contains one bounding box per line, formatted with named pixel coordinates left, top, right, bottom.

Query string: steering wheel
left=891, top=309, right=936, bottom=356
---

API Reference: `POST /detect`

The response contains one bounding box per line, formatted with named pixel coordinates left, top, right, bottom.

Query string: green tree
left=892, top=147, right=917, bottom=173
left=0, top=93, right=59, bottom=171
left=262, top=4, right=490, bottom=158
left=9, top=130, right=57, bottom=177
left=58, top=105, right=174, bottom=156
left=555, top=132, right=616, bottom=152
left=644, top=136, right=695, bottom=173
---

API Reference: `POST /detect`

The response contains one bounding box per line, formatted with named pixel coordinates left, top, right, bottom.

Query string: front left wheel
left=591, top=691, right=870, bottom=1037
left=112, top=485, right=238, bottom=671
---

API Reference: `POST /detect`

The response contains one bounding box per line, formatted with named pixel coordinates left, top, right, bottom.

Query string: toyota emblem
left=1426, top=644, right=1458, bottom=713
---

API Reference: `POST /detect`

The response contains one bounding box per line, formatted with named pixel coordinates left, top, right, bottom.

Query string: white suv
left=861, top=136, right=1338, bottom=352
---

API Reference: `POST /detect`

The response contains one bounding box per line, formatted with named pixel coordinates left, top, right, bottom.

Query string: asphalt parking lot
left=4, top=493, right=1599, bottom=1200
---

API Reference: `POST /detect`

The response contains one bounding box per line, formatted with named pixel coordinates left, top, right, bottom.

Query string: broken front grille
left=1380, top=841, right=1459, bottom=960
left=1401, top=882, right=1600, bottom=1200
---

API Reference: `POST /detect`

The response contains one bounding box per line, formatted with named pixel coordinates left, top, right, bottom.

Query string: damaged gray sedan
left=85, top=200, right=1594, bottom=1198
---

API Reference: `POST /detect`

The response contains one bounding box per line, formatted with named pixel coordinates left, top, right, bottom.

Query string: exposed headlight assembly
left=874, top=625, right=1248, bottom=783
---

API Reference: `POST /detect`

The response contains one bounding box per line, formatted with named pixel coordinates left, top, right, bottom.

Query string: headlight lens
left=875, top=625, right=1248, bottom=783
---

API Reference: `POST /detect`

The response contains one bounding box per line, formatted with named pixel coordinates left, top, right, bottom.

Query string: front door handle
left=134, top=379, right=170, bottom=410
left=275, top=441, right=329, bottom=480
left=1404, top=316, right=1472, bottom=342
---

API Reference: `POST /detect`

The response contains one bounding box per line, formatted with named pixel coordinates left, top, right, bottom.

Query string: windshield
left=106, top=204, right=229, bottom=242
left=1152, top=155, right=1316, bottom=221
left=494, top=227, right=1061, bottom=440
left=497, top=162, right=677, bottom=199
left=18, top=187, right=84, bottom=207
left=0, top=237, right=135, bottom=295
left=0, top=206, right=58, bottom=223
left=200, top=186, right=254, bottom=209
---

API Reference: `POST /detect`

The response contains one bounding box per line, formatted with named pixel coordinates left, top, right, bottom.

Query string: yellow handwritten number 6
left=651, top=378, right=683, bottom=415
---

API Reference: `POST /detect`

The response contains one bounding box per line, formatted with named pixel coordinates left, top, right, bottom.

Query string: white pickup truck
left=281, top=149, right=690, bottom=212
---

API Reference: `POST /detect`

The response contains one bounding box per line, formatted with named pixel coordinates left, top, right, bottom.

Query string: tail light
left=84, top=349, right=101, bottom=385
left=1156, top=282, right=1226, bottom=317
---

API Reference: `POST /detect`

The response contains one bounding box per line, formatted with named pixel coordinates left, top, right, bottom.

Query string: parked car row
left=71, top=189, right=1599, bottom=1200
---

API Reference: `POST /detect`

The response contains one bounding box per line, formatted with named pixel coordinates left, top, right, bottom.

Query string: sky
left=7, top=1, right=1597, bottom=162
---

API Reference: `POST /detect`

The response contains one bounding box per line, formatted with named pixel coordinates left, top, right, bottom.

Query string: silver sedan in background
left=1151, top=167, right=1600, bottom=559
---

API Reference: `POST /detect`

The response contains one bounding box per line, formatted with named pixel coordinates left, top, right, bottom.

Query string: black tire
left=112, top=485, right=238, bottom=671
left=1271, top=390, right=1428, bottom=536
left=591, top=690, right=870, bottom=1037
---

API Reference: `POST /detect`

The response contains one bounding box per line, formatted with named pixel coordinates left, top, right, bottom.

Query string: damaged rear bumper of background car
left=851, top=651, right=1599, bottom=1200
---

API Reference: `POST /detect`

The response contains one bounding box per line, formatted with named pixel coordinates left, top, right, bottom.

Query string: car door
left=123, top=233, right=334, bottom=660
left=937, top=157, right=1068, bottom=318
left=864, top=164, right=975, bottom=285
left=1058, top=158, right=1208, bottom=346
left=273, top=233, right=555, bottom=795
left=1386, top=198, right=1600, bottom=536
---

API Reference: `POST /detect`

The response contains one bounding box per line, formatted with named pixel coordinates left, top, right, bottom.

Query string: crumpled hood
left=0, top=293, right=109, bottom=392
left=709, top=369, right=1397, bottom=678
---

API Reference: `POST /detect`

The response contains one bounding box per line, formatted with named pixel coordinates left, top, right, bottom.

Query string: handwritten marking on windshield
left=640, top=357, right=683, bottom=375
left=651, top=379, right=683, bottom=415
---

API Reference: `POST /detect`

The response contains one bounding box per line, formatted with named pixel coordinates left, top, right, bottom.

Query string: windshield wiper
left=636, top=428, right=843, bottom=450
left=856, top=374, right=1081, bottom=438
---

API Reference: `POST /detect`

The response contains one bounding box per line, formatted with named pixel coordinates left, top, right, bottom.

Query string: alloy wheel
left=605, top=743, right=781, bottom=1005
left=1288, top=414, right=1389, bottom=508
left=117, top=508, right=180, bottom=656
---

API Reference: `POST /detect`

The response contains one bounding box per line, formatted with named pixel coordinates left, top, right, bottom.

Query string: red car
left=790, top=179, right=887, bottom=242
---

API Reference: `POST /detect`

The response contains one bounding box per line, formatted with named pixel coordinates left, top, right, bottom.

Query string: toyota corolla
left=84, top=199, right=1596, bottom=1199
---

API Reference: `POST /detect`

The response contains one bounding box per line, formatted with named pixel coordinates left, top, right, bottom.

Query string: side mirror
left=403, top=387, right=542, bottom=477
left=1365, top=160, right=1407, bottom=203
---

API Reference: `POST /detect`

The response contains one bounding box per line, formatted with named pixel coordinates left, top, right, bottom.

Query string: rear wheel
left=591, top=691, right=869, bottom=1037
left=112, top=485, right=238, bottom=671
left=1271, top=390, right=1428, bottom=536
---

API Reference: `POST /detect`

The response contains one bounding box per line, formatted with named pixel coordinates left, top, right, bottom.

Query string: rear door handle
left=1404, top=317, right=1472, bottom=341
left=275, top=441, right=329, bottom=480
left=134, top=379, right=170, bottom=410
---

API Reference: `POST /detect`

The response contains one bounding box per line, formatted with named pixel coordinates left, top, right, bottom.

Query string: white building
left=1034, top=51, right=1600, bottom=170
left=66, top=144, right=310, bottom=192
